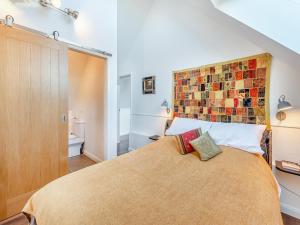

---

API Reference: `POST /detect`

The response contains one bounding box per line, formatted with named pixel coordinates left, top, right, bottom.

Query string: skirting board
left=280, top=202, right=300, bottom=219
left=84, top=151, right=103, bottom=163
left=281, top=203, right=300, bottom=219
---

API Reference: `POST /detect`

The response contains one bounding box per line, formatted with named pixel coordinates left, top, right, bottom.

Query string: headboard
left=171, top=53, right=272, bottom=166
left=164, top=119, right=272, bottom=167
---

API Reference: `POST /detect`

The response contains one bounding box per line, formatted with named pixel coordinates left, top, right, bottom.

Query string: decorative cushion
left=190, top=132, right=222, bottom=161
left=175, top=128, right=202, bottom=155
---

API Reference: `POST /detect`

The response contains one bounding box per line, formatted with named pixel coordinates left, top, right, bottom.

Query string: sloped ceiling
left=118, top=0, right=154, bottom=61
left=211, top=0, right=300, bottom=55
left=118, top=0, right=300, bottom=67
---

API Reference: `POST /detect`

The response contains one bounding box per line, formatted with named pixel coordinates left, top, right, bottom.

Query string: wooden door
left=0, top=24, right=68, bottom=220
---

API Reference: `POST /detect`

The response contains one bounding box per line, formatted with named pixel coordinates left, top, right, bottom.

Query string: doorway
left=118, top=74, right=132, bottom=155
left=68, top=49, right=107, bottom=162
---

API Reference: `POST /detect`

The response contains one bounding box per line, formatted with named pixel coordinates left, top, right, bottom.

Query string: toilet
left=68, top=116, right=85, bottom=158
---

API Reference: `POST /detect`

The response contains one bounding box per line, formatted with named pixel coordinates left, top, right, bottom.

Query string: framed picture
left=143, top=76, right=155, bottom=94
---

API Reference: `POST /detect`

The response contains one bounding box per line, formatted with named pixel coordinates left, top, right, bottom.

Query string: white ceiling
left=118, top=0, right=154, bottom=61
left=118, top=0, right=300, bottom=59
left=211, top=0, right=300, bottom=55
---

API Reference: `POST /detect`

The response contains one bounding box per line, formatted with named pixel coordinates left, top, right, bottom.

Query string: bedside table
left=149, top=135, right=160, bottom=141
left=276, top=161, right=300, bottom=176
left=273, top=163, right=300, bottom=220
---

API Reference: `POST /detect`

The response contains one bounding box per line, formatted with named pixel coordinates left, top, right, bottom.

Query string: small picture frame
left=143, top=76, right=155, bottom=94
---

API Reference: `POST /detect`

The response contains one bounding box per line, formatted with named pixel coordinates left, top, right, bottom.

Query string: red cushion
left=175, top=128, right=202, bottom=154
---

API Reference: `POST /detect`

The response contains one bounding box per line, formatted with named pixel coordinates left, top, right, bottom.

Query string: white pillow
left=165, top=117, right=212, bottom=135
left=208, top=122, right=266, bottom=155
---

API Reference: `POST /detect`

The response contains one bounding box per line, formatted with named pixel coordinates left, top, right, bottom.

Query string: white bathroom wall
left=0, top=0, right=118, bottom=160
left=69, top=50, right=107, bottom=161
left=68, top=51, right=89, bottom=115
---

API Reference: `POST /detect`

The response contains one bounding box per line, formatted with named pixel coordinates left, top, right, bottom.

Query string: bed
left=23, top=134, right=282, bottom=225
left=23, top=53, right=283, bottom=225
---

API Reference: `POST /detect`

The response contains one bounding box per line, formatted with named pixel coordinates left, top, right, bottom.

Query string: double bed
left=23, top=53, right=283, bottom=225
left=23, top=135, right=282, bottom=225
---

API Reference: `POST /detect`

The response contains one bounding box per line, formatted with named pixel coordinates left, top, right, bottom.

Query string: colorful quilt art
left=173, top=53, right=272, bottom=125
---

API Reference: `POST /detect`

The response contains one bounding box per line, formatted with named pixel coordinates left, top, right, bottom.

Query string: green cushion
left=190, top=132, right=222, bottom=161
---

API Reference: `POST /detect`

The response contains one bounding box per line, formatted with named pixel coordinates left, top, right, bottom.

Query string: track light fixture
left=39, top=0, right=79, bottom=19
left=65, top=8, right=79, bottom=19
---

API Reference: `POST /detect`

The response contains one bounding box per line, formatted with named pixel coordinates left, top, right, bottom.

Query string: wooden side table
left=275, top=161, right=300, bottom=176
left=273, top=161, right=300, bottom=219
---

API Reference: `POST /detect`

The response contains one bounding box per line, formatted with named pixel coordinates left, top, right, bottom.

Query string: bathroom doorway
left=68, top=49, right=107, bottom=162
left=118, top=74, right=132, bottom=155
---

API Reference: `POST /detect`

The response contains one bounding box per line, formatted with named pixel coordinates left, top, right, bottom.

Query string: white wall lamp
left=161, top=100, right=171, bottom=114
left=39, top=0, right=79, bottom=19
left=276, top=95, right=293, bottom=121
left=4, top=15, right=14, bottom=27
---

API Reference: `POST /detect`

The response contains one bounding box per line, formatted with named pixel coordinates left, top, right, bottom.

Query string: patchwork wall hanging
left=173, top=53, right=272, bottom=126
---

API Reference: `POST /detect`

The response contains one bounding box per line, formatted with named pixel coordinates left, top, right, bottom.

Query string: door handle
left=61, top=114, right=67, bottom=123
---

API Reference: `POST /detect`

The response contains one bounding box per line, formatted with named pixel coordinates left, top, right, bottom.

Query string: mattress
left=23, top=136, right=283, bottom=225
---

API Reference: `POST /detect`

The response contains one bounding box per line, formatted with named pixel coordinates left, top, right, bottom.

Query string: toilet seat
left=69, top=134, right=84, bottom=145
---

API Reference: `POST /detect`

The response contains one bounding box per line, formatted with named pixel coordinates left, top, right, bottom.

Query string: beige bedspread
left=23, top=136, right=283, bottom=225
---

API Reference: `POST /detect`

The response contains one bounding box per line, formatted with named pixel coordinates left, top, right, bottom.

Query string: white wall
left=119, top=76, right=131, bottom=108
left=0, top=0, right=118, bottom=160
left=118, top=0, right=300, bottom=216
left=120, top=108, right=131, bottom=136
left=119, top=76, right=131, bottom=136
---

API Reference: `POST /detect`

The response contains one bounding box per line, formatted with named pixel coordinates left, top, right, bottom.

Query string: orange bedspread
left=23, top=136, right=282, bottom=225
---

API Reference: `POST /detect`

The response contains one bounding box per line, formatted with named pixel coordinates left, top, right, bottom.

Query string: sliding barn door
left=0, top=24, right=68, bottom=220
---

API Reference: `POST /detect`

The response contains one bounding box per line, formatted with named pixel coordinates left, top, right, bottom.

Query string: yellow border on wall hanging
left=172, top=53, right=272, bottom=129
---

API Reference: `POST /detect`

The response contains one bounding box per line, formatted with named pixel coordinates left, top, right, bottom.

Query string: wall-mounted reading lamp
left=39, top=0, right=79, bottom=19
left=161, top=100, right=171, bottom=114
left=276, top=95, right=292, bottom=121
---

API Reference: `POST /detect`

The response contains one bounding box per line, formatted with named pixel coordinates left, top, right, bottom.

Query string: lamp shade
left=161, top=99, right=170, bottom=114
left=161, top=100, right=168, bottom=108
left=278, top=95, right=292, bottom=111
